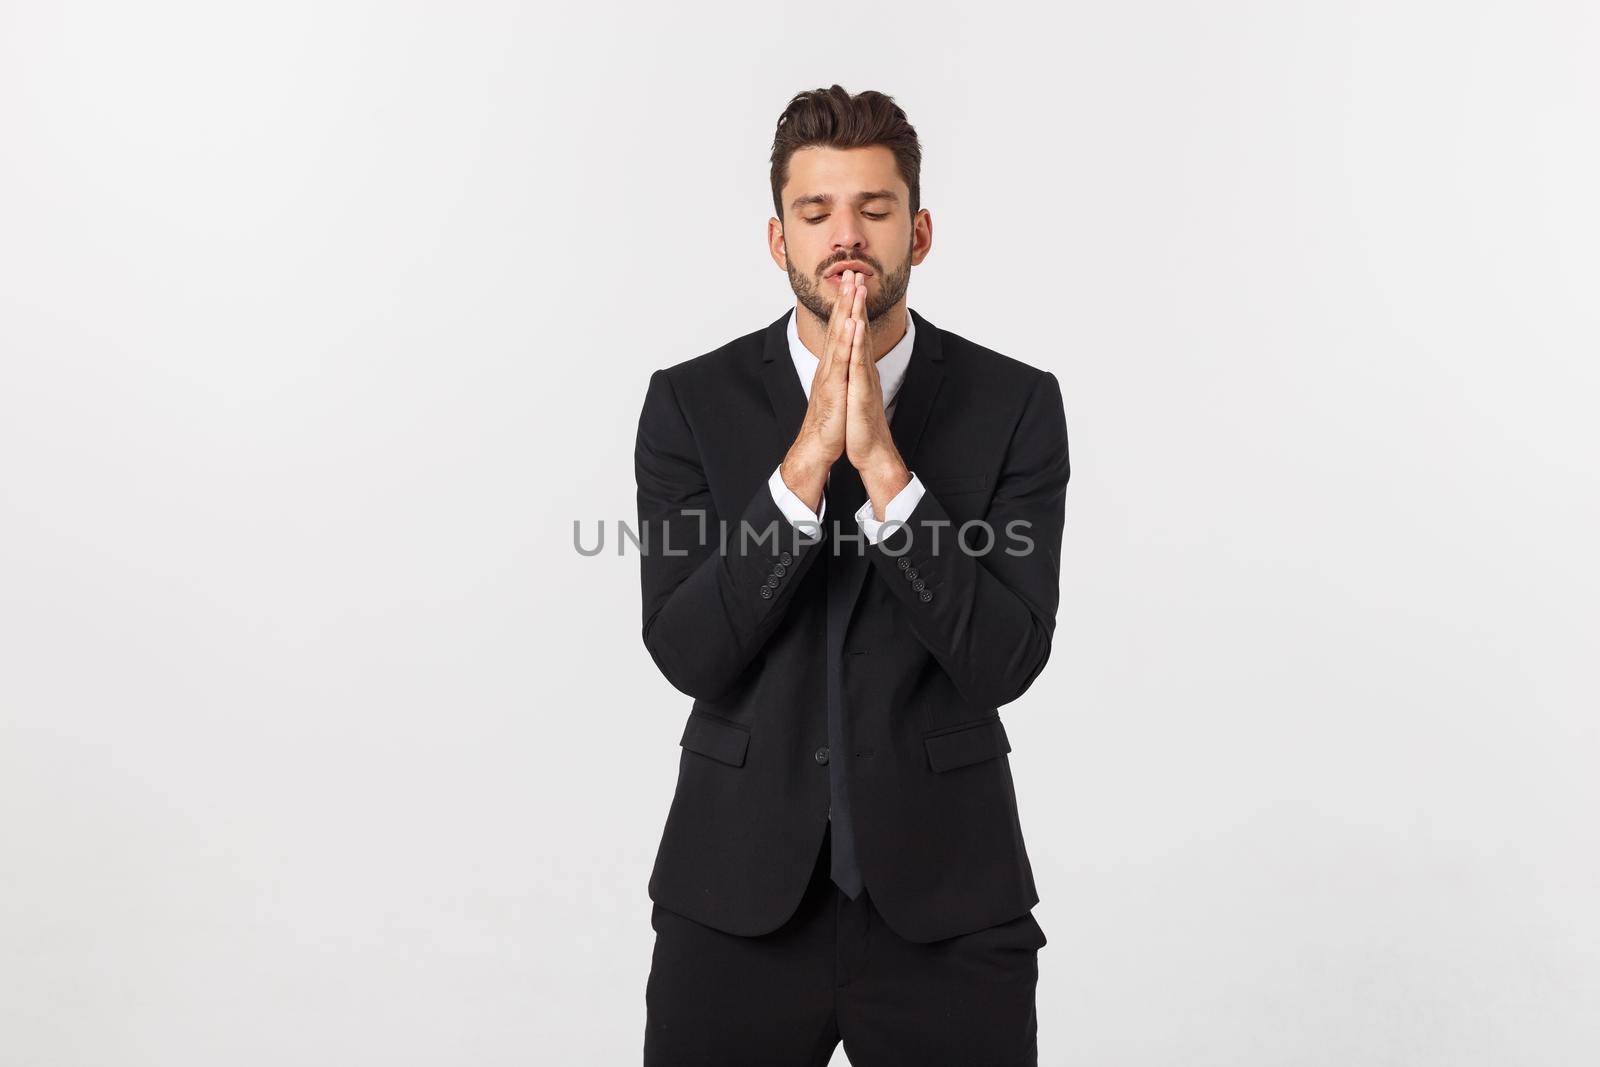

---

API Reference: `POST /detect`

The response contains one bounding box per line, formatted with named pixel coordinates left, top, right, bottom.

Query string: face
left=770, top=145, right=927, bottom=327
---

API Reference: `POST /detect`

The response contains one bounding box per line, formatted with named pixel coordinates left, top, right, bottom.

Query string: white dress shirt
left=766, top=307, right=925, bottom=543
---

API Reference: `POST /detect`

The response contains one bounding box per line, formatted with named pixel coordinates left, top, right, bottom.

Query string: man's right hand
left=779, top=270, right=864, bottom=513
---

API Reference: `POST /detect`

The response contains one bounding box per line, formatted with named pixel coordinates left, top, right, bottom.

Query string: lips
left=825, top=262, right=872, bottom=280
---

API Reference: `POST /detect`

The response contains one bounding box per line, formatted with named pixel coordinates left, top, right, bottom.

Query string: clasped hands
left=779, top=269, right=911, bottom=521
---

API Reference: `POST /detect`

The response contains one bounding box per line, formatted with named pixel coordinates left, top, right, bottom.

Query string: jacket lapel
left=883, top=307, right=946, bottom=477
left=760, top=309, right=807, bottom=443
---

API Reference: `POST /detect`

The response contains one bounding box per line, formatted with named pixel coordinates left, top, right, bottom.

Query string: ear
left=910, top=208, right=933, bottom=267
left=766, top=217, right=789, bottom=272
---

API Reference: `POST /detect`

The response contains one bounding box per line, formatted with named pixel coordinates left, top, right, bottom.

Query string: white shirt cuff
left=768, top=464, right=827, bottom=530
left=856, top=472, right=924, bottom=544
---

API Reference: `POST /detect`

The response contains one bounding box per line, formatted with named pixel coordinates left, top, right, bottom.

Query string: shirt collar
left=786, top=305, right=917, bottom=410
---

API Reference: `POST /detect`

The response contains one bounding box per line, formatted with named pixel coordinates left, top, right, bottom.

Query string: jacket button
left=919, top=589, right=933, bottom=602
left=912, top=578, right=926, bottom=591
left=760, top=587, right=773, bottom=599
left=780, top=551, right=793, bottom=565
left=814, top=746, right=830, bottom=765
left=905, top=568, right=919, bottom=581
left=897, top=557, right=911, bottom=570
left=773, top=563, right=787, bottom=576
left=765, top=576, right=780, bottom=588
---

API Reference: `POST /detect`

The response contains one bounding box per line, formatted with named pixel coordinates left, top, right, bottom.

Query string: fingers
left=849, top=276, right=868, bottom=365
left=821, top=272, right=857, bottom=383
left=824, top=269, right=854, bottom=346
left=836, top=272, right=859, bottom=342
left=846, top=275, right=879, bottom=401
left=833, top=317, right=855, bottom=386
left=849, top=291, right=866, bottom=375
left=849, top=299, right=878, bottom=399
left=836, top=274, right=858, bottom=353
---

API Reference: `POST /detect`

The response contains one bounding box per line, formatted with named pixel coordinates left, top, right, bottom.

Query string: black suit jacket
left=635, top=306, right=1070, bottom=943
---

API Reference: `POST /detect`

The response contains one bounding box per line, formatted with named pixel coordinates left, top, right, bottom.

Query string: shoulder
left=639, top=318, right=772, bottom=423
left=658, top=322, right=766, bottom=382
left=930, top=318, right=1059, bottom=401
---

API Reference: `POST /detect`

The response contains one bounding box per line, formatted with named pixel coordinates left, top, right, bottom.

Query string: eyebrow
left=789, top=189, right=901, bottom=213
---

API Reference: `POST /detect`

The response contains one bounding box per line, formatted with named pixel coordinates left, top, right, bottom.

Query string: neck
left=796, top=299, right=908, bottom=362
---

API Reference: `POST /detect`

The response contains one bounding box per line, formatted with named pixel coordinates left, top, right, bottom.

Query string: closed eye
left=804, top=212, right=890, bottom=224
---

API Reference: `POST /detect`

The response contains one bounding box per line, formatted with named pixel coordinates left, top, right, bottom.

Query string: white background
left=3, top=2, right=1597, bottom=1064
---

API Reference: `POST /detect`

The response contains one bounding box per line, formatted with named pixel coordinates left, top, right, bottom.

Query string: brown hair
left=769, top=85, right=922, bottom=223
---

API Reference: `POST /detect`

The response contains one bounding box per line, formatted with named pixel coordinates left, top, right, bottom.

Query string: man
left=635, top=85, right=1070, bottom=1066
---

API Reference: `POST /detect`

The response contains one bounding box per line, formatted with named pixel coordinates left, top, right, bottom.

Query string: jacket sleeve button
left=919, top=589, right=933, bottom=602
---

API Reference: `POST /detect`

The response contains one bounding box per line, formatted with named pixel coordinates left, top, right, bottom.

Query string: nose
left=830, top=224, right=868, bottom=264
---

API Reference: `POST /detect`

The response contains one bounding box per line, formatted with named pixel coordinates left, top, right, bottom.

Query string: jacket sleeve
left=635, top=368, right=828, bottom=700
left=864, top=370, right=1070, bottom=709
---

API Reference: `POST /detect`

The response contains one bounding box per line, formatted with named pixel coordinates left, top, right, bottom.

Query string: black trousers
left=643, top=823, right=1045, bottom=1066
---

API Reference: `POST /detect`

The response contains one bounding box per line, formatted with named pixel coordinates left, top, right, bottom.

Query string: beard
left=787, top=236, right=913, bottom=333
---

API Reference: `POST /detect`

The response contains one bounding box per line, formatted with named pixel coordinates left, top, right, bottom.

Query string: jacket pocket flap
left=680, top=712, right=750, bottom=767
left=924, top=718, right=1011, bottom=772
left=924, top=473, right=988, bottom=494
